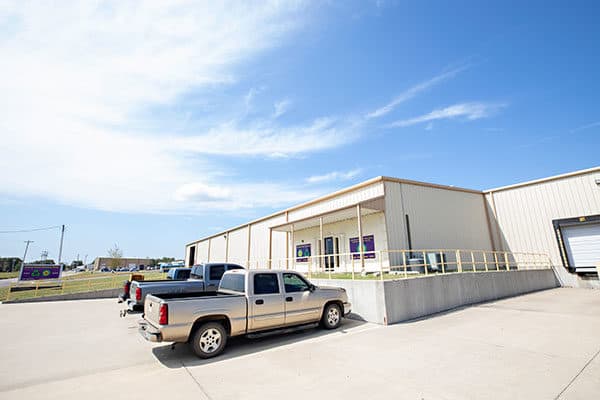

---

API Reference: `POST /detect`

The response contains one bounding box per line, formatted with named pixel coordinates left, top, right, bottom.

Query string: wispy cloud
left=387, top=102, right=506, bottom=128
left=306, top=169, right=362, bottom=184
left=273, top=99, right=292, bottom=118
left=0, top=1, right=334, bottom=214
left=365, top=65, right=469, bottom=119
left=570, top=121, right=600, bottom=133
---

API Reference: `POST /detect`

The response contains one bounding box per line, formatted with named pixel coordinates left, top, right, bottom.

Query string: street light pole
left=22, top=240, right=34, bottom=268
left=57, top=224, right=65, bottom=265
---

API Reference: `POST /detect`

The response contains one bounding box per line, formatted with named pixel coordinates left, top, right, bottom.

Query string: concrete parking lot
left=0, top=288, right=598, bottom=400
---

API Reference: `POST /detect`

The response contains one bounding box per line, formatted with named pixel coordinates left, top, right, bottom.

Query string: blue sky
left=1, top=1, right=599, bottom=263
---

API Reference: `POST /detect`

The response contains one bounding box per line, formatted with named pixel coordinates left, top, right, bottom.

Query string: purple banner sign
left=296, top=244, right=311, bottom=262
left=19, top=265, right=62, bottom=281
left=349, top=235, right=375, bottom=259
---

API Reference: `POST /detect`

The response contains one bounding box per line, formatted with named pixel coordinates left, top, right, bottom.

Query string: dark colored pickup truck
left=125, top=263, right=244, bottom=311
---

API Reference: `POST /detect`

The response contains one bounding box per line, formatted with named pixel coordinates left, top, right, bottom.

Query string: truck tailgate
left=144, top=295, right=163, bottom=326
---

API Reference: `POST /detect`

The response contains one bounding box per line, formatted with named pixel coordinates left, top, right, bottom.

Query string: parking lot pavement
left=0, top=288, right=599, bottom=400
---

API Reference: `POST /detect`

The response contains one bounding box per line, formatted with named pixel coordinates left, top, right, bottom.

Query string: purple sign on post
left=349, top=235, right=375, bottom=259
left=19, top=265, right=62, bottom=281
left=296, top=244, right=311, bottom=262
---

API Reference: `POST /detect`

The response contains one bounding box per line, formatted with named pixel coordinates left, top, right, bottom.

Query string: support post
left=504, top=251, right=510, bottom=270
left=356, top=204, right=364, bottom=271
left=290, top=225, right=295, bottom=271
left=403, top=250, right=408, bottom=278
left=319, top=217, right=324, bottom=272
left=246, top=224, right=251, bottom=268
left=225, top=231, right=229, bottom=262
left=207, top=238, right=211, bottom=262
left=456, top=250, right=462, bottom=273
left=268, top=228, right=273, bottom=269
left=440, top=251, right=445, bottom=274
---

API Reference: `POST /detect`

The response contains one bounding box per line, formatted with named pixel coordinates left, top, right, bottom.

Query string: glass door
left=324, top=237, right=339, bottom=271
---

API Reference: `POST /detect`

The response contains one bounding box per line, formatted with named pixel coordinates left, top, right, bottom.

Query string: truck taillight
left=124, top=281, right=130, bottom=292
left=135, top=287, right=142, bottom=301
left=159, top=304, right=168, bottom=325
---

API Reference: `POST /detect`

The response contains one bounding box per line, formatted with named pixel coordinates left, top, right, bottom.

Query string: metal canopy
left=271, top=197, right=385, bottom=232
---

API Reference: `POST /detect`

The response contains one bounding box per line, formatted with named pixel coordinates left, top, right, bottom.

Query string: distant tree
left=107, top=244, right=123, bottom=268
left=31, top=259, right=56, bottom=265
left=0, top=258, right=22, bottom=272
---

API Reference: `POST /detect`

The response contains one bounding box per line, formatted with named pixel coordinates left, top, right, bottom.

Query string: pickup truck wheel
left=321, top=303, right=342, bottom=329
left=191, top=322, right=227, bottom=359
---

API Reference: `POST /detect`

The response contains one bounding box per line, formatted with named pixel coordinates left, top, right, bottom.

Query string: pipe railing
left=226, top=248, right=553, bottom=281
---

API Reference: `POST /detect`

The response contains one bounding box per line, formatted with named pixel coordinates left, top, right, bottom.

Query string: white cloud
left=0, top=1, right=345, bottom=214
left=365, top=65, right=468, bottom=119
left=570, top=121, right=600, bottom=133
left=273, top=99, right=292, bottom=118
left=306, top=169, right=362, bottom=184
left=388, top=102, right=506, bottom=128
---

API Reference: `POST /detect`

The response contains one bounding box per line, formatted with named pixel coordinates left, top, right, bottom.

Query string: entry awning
left=271, top=197, right=385, bottom=232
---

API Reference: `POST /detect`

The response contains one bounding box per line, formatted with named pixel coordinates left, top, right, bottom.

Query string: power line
left=0, top=225, right=62, bottom=234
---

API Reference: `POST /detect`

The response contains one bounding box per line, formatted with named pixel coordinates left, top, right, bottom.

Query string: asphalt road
left=0, top=288, right=599, bottom=399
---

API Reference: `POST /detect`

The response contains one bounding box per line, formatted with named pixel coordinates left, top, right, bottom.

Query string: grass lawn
left=1, top=270, right=167, bottom=302
left=0, top=272, right=19, bottom=279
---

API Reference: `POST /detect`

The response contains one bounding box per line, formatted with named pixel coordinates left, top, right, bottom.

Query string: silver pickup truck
left=126, top=263, right=244, bottom=311
left=138, top=269, right=351, bottom=358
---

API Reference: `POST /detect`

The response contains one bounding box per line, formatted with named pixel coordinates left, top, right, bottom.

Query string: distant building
left=92, top=257, right=151, bottom=270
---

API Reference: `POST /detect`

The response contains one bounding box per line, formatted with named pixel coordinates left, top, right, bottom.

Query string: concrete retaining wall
left=3, top=288, right=121, bottom=304
left=313, top=269, right=560, bottom=325
left=311, top=279, right=387, bottom=323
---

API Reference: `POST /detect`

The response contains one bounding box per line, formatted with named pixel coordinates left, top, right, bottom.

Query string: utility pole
left=22, top=240, right=34, bottom=268
left=58, top=224, right=65, bottom=265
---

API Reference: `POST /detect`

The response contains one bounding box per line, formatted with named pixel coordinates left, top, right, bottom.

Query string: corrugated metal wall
left=384, top=181, right=407, bottom=267
left=196, top=241, right=209, bottom=263
left=401, top=183, right=494, bottom=250
left=486, top=169, right=600, bottom=266
left=227, top=226, right=249, bottom=264
left=209, top=235, right=227, bottom=262
left=384, top=181, right=493, bottom=258
left=248, top=214, right=287, bottom=265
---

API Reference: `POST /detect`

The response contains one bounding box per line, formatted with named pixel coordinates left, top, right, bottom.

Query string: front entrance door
left=324, top=237, right=339, bottom=271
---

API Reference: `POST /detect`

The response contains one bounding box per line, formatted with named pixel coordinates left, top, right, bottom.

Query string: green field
left=0, top=272, right=19, bottom=279
left=0, top=271, right=167, bottom=302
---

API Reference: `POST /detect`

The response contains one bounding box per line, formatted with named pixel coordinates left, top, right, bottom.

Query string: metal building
left=185, top=166, right=600, bottom=284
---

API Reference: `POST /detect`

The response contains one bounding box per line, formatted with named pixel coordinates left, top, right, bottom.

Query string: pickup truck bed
left=126, top=263, right=244, bottom=311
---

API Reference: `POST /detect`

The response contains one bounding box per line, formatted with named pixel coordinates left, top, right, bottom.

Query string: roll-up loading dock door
left=562, top=223, right=600, bottom=272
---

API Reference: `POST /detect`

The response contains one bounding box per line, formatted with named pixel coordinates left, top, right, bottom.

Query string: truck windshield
left=219, top=274, right=245, bottom=293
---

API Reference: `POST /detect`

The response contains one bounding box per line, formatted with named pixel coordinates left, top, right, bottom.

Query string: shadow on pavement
left=152, top=318, right=367, bottom=368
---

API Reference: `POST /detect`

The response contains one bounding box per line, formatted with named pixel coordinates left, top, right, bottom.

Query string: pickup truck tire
left=321, top=303, right=342, bottom=329
left=190, top=322, right=228, bottom=359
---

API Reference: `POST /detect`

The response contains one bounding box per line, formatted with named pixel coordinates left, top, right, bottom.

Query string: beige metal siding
left=209, top=235, right=227, bottom=262
left=487, top=170, right=600, bottom=266
left=287, top=182, right=384, bottom=221
left=401, top=183, right=493, bottom=250
left=196, top=240, right=209, bottom=264
left=384, top=181, right=409, bottom=267
left=227, top=226, right=249, bottom=265
left=247, top=214, right=287, bottom=266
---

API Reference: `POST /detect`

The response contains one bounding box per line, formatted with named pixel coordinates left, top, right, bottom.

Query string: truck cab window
left=283, top=273, right=310, bottom=293
left=253, top=273, right=279, bottom=295
left=209, top=265, right=226, bottom=280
